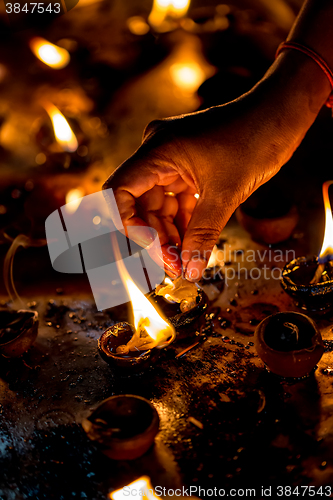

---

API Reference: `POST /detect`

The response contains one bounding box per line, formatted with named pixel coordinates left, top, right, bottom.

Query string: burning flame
left=318, top=180, right=333, bottom=263
left=65, top=188, right=85, bottom=214
left=149, top=0, right=190, bottom=30
left=111, top=233, right=175, bottom=350
left=170, top=62, right=205, bottom=93
left=110, top=477, right=159, bottom=500
left=43, top=102, right=78, bottom=152
left=29, top=37, right=70, bottom=69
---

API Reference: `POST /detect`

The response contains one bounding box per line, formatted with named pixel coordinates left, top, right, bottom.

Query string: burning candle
left=281, top=181, right=333, bottom=313
left=29, top=37, right=70, bottom=69
left=98, top=234, right=176, bottom=371
left=148, top=0, right=190, bottom=32
left=149, top=276, right=208, bottom=329
left=254, top=312, right=324, bottom=378
left=43, top=102, right=78, bottom=153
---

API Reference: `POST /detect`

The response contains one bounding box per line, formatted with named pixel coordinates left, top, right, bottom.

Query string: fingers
left=182, top=195, right=236, bottom=281
left=147, top=243, right=182, bottom=278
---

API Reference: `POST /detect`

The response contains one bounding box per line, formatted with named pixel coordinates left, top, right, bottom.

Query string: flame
left=110, top=477, right=159, bottom=500
left=318, top=180, right=333, bottom=263
left=149, top=0, right=190, bottom=30
left=29, top=37, right=70, bottom=69
left=65, top=188, right=84, bottom=214
left=194, top=193, right=199, bottom=199
left=111, top=233, right=175, bottom=349
left=43, top=102, right=78, bottom=152
left=170, top=62, right=205, bottom=93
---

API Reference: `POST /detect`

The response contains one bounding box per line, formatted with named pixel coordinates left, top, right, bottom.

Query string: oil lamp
left=0, top=309, right=38, bottom=358
left=254, top=312, right=324, bottom=378
left=236, top=190, right=298, bottom=244
left=281, top=181, right=333, bottom=313
left=98, top=235, right=176, bottom=372
left=82, top=395, right=159, bottom=460
left=148, top=276, right=208, bottom=329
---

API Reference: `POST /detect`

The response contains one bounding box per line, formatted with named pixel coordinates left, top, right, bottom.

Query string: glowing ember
left=318, top=180, right=333, bottom=263
left=194, top=193, right=199, bottom=199
left=65, top=188, right=84, bottom=214
left=111, top=233, right=175, bottom=352
left=110, top=476, right=159, bottom=500
left=29, top=37, right=70, bottom=69
left=149, top=0, right=190, bottom=30
left=170, top=62, right=205, bottom=92
left=43, top=102, right=78, bottom=152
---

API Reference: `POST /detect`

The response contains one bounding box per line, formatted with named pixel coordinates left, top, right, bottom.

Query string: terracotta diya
left=82, top=394, right=159, bottom=460
left=148, top=276, right=208, bottom=329
left=236, top=186, right=298, bottom=244
left=254, top=312, right=324, bottom=378
left=281, top=181, right=333, bottom=313
left=0, top=309, right=39, bottom=358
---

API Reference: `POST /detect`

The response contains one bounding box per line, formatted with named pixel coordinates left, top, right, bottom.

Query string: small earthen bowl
left=281, top=256, right=333, bottom=313
left=82, top=394, right=159, bottom=460
left=148, top=288, right=208, bottom=330
left=98, top=322, right=159, bottom=373
left=236, top=205, right=298, bottom=244
left=254, top=312, right=324, bottom=378
left=0, top=309, right=39, bottom=358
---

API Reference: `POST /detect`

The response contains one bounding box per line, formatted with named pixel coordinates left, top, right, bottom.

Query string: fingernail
left=131, top=227, right=155, bottom=247
left=185, top=258, right=207, bottom=282
left=161, top=245, right=182, bottom=277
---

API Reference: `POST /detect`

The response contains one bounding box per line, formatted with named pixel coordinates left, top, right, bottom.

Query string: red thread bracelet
left=276, top=41, right=333, bottom=108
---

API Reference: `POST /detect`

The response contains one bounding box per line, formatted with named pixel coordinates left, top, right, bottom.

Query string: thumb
left=182, top=196, right=235, bottom=281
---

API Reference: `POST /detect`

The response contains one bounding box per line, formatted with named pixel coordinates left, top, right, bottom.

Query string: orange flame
left=318, top=180, right=333, bottom=262
left=43, top=102, right=78, bottom=152
left=170, top=62, right=205, bottom=93
left=29, top=37, right=70, bottom=69
left=65, top=188, right=85, bottom=214
left=149, top=0, right=190, bottom=30
left=110, top=477, right=159, bottom=500
left=111, top=233, right=175, bottom=349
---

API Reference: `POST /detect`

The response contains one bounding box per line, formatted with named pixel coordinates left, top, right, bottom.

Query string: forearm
left=246, top=0, right=333, bottom=168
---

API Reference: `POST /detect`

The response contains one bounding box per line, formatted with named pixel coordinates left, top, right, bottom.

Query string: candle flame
left=43, top=102, right=78, bottom=152
left=29, top=37, right=70, bottom=69
left=110, top=477, right=159, bottom=500
left=111, top=233, right=175, bottom=349
left=318, top=180, right=333, bottom=263
left=149, top=0, right=190, bottom=30
left=170, top=62, right=205, bottom=93
left=65, top=188, right=85, bottom=214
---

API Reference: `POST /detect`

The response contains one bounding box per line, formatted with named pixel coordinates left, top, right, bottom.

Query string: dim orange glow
left=65, top=188, right=84, bottom=214
left=111, top=233, right=175, bottom=350
left=127, top=16, right=150, bottom=35
left=110, top=477, right=158, bottom=500
left=149, top=0, right=190, bottom=30
left=43, top=102, right=78, bottom=152
left=29, top=37, right=70, bottom=69
left=318, top=180, right=333, bottom=262
left=170, top=62, right=205, bottom=92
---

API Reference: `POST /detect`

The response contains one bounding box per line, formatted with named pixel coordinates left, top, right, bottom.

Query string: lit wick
left=111, top=232, right=176, bottom=354
left=310, top=180, right=333, bottom=284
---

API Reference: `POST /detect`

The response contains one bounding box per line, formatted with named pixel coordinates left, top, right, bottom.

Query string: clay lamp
left=254, top=312, right=324, bottom=378
left=0, top=309, right=39, bottom=358
left=236, top=188, right=298, bottom=244
left=148, top=276, right=208, bottom=329
left=82, top=395, right=159, bottom=460
left=281, top=181, right=333, bottom=313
